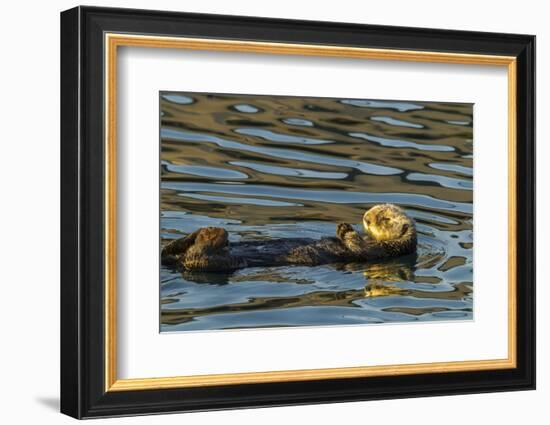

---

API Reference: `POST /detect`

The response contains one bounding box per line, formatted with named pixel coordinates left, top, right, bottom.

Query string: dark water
left=159, top=92, right=473, bottom=332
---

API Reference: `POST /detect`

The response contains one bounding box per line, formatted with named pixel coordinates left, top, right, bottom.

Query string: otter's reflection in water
left=161, top=249, right=472, bottom=328
left=349, top=256, right=417, bottom=298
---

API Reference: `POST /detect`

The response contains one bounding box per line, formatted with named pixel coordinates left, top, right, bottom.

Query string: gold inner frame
left=104, top=33, right=518, bottom=392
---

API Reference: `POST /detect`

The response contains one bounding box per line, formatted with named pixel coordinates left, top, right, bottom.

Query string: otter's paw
left=336, top=223, right=355, bottom=240
left=195, top=227, right=229, bottom=249
left=161, top=229, right=200, bottom=258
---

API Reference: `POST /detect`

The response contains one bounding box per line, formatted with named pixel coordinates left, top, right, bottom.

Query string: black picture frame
left=61, top=5, right=535, bottom=419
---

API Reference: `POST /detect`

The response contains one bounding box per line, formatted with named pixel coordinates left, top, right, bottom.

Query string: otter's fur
left=161, top=204, right=416, bottom=272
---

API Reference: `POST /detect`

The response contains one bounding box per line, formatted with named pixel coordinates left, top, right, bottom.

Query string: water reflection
left=370, top=115, right=425, bottom=128
left=160, top=92, right=473, bottom=332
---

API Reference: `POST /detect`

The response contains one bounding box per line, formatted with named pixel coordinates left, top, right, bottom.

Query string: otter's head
left=362, top=204, right=414, bottom=242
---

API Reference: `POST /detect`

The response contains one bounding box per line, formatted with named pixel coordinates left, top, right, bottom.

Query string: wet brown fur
left=161, top=204, right=416, bottom=272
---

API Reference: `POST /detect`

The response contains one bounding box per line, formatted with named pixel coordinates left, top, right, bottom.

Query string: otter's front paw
left=337, top=223, right=355, bottom=240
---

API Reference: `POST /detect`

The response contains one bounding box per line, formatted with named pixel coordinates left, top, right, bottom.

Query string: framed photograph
left=60, top=6, right=535, bottom=419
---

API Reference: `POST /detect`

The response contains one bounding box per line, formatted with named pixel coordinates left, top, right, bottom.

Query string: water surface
left=160, top=92, right=473, bottom=332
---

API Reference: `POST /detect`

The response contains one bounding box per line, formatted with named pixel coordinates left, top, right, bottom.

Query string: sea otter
left=161, top=204, right=417, bottom=272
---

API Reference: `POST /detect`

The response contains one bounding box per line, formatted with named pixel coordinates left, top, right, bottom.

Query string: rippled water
left=160, top=92, right=473, bottom=332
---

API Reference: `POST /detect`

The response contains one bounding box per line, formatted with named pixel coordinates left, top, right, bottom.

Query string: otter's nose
left=362, top=213, right=371, bottom=232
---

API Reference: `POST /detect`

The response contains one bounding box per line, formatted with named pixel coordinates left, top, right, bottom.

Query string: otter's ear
left=400, top=224, right=409, bottom=236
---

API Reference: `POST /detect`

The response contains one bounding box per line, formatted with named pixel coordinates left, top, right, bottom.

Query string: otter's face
left=362, top=204, right=413, bottom=241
